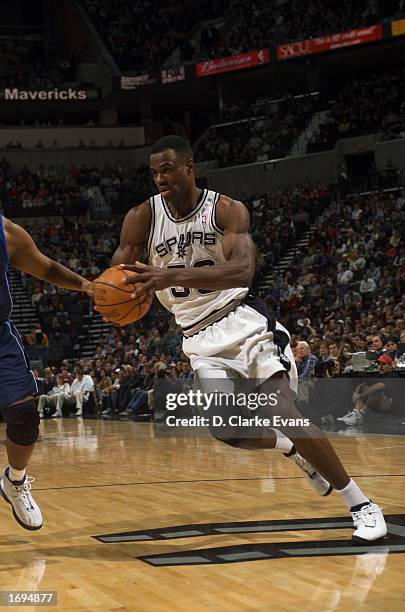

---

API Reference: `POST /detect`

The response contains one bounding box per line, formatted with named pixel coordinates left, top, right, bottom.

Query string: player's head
left=150, top=135, right=195, bottom=201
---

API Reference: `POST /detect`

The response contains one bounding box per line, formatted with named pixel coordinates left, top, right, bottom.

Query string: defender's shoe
left=285, top=446, right=333, bottom=496
left=351, top=502, right=387, bottom=542
left=0, top=468, right=43, bottom=530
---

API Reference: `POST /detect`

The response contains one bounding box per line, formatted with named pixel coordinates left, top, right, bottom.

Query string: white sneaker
left=286, top=447, right=333, bottom=496
left=352, top=502, right=387, bottom=542
left=51, top=411, right=62, bottom=418
left=0, top=469, right=43, bottom=530
left=75, top=410, right=83, bottom=417
left=337, top=410, right=364, bottom=426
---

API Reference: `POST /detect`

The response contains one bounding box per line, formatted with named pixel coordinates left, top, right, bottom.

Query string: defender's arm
left=5, top=218, right=90, bottom=292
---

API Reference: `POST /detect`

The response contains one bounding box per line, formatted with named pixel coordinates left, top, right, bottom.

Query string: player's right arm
left=4, top=217, right=90, bottom=292
left=110, top=201, right=151, bottom=265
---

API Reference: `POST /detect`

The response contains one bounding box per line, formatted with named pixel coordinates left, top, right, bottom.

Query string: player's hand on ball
left=93, top=265, right=153, bottom=326
left=120, top=262, right=175, bottom=298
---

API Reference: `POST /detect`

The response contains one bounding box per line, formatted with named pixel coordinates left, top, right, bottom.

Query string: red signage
left=277, top=25, right=383, bottom=60
left=196, top=49, right=270, bottom=77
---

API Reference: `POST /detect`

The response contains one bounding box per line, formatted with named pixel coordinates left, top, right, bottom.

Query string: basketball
left=93, top=265, right=152, bottom=326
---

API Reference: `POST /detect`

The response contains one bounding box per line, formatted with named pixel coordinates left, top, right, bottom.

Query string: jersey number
left=167, top=259, right=215, bottom=298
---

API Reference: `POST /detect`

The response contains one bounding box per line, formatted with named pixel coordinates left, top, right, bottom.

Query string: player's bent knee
left=2, top=399, right=40, bottom=446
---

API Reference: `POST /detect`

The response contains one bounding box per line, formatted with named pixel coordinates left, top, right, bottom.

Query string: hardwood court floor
left=0, top=419, right=404, bottom=611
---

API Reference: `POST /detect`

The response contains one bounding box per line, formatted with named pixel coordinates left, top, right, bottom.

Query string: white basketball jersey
left=147, top=189, right=248, bottom=328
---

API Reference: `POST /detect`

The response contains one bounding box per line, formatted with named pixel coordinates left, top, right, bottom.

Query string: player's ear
left=185, top=158, right=194, bottom=174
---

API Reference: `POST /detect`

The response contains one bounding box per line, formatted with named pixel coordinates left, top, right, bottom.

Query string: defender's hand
left=82, top=279, right=94, bottom=296
left=120, top=262, right=175, bottom=298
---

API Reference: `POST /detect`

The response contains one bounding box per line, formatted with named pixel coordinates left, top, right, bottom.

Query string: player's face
left=150, top=149, right=193, bottom=201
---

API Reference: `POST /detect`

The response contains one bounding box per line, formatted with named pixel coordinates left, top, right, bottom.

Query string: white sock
left=336, top=479, right=369, bottom=510
left=8, top=466, right=26, bottom=483
left=271, top=429, right=294, bottom=453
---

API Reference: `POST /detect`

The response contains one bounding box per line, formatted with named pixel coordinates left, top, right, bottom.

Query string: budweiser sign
left=196, top=49, right=270, bottom=77
left=277, top=25, right=383, bottom=60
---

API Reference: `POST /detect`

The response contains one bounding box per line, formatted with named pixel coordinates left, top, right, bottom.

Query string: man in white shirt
left=53, top=366, right=94, bottom=418
left=37, top=374, right=70, bottom=419
left=359, top=275, right=377, bottom=295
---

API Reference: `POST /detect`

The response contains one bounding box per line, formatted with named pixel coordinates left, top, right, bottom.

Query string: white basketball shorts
left=182, top=296, right=298, bottom=395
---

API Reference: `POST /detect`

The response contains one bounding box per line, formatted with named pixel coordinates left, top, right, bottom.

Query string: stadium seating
left=195, top=93, right=319, bottom=167
left=308, top=66, right=405, bottom=153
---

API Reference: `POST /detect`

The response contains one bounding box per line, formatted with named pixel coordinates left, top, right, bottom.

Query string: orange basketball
left=93, top=265, right=152, bottom=326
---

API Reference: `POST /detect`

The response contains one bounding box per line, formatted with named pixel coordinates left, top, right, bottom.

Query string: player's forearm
left=173, top=261, right=253, bottom=290
left=38, top=258, right=88, bottom=291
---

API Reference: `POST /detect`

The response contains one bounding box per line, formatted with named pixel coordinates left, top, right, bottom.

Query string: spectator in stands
left=27, top=323, right=49, bottom=367
left=360, top=274, right=377, bottom=298
left=54, top=366, right=94, bottom=418
left=384, top=338, right=400, bottom=360
left=96, top=368, right=112, bottom=406
left=296, top=341, right=318, bottom=379
left=120, top=362, right=156, bottom=417
left=337, top=367, right=394, bottom=426
left=37, top=374, right=71, bottom=419
left=371, top=335, right=384, bottom=352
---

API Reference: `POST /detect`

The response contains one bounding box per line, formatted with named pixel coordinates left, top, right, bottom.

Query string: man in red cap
left=338, top=354, right=396, bottom=426
left=376, top=353, right=394, bottom=375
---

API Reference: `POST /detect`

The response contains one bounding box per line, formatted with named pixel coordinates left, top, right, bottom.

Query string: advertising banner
left=277, top=25, right=383, bottom=60
left=120, top=73, right=160, bottom=90
left=391, top=18, right=405, bottom=36
left=161, top=65, right=185, bottom=84
left=196, top=48, right=270, bottom=77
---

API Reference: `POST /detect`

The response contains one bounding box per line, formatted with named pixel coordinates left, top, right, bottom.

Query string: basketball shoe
left=351, top=502, right=387, bottom=542
left=285, top=446, right=333, bottom=496
left=0, top=468, right=43, bottom=530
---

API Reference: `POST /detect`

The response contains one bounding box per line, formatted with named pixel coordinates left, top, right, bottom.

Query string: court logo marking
left=94, top=514, right=405, bottom=566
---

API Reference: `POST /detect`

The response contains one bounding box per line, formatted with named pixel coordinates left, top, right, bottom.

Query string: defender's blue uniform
left=0, top=216, right=37, bottom=410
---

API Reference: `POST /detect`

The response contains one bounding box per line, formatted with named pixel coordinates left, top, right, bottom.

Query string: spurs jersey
left=147, top=189, right=248, bottom=328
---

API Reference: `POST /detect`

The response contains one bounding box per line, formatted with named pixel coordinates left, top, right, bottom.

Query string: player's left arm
left=123, top=197, right=256, bottom=295
left=5, top=218, right=91, bottom=292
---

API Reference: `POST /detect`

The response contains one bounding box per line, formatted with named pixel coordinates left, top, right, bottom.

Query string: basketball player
left=106, top=135, right=386, bottom=542
left=0, top=216, right=91, bottom=530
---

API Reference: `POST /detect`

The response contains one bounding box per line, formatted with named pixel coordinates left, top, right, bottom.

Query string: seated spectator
left=120, top=362, right=156, bottom=417
left=296, top=341, right=318, bottom=379
left=53, top=366, right=94, bottom=418
left=337, top=355, right=397, bottom=426
left=37, top=374, right=71, bottom=418
left=96, top=369, right=113, bottom=405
